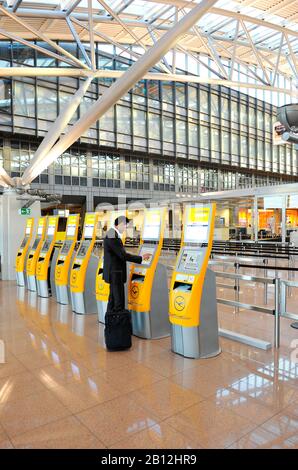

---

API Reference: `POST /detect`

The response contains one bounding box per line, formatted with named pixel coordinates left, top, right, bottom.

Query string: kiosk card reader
left=70, top=212, right=99, bottom=314
left=128, top=207, right=170, bottom=339
left=26, top=217, right=47, bottom=292
left=54, top=214, right=80, bottom=305
left=16, top=217, right=34, bottom=287
left=96, top=210, right=128, bottom=323
left=169, top=203, right=220, bottom=359
left=36, top=216, right=59, bottom=298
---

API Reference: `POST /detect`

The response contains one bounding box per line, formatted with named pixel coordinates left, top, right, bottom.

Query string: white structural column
left=0, top=190, right=41, bottom=280
left=22, top=76, right=93, bottom=185
left=21, top=0, right=218, bottom=185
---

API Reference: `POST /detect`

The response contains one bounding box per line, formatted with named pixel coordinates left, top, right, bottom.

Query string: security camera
left=277, top=103, right=298, bottom=133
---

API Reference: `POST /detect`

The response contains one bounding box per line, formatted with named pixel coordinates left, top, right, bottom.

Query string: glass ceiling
left=0, top=0, right=297, bottom=105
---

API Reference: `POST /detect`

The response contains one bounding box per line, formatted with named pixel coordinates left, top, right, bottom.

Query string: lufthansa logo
left=174, top=295, right=185, bottom=312
left=98, top=282, right=104, bottom=291
left=131, top=284, right=139, bottom=298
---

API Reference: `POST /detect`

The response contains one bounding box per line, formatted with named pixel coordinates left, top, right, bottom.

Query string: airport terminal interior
left=0, top=0, right=298, bottom=450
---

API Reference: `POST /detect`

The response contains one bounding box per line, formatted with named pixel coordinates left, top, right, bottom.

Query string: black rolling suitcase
left=104, top=309, right=132, bottom=351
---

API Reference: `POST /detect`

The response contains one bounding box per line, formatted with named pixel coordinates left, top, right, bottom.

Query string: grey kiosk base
left=51, top=252, right=76, bottom=305
left=71, top=254, right=98, bottom=315
left=16, top=271, right=26, bottom=288
left=131, top=262, right=170, bottom=339
left=36, top=249, right=58, bottom=299
left=27, top=274, right=37, bottom=292
left=171, top=269, right=221, bottom=359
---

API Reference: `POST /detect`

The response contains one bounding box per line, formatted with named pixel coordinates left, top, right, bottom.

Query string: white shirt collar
left=113, top=226, right=122, bottom=239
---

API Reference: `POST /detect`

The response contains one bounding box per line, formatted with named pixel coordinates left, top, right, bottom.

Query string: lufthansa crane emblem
left=174, top=295, right=185, bottom=312
left=131, top=284, right=139, bottom=298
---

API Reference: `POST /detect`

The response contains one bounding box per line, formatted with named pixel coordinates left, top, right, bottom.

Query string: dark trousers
left=107, top=271, right=125, bottom=313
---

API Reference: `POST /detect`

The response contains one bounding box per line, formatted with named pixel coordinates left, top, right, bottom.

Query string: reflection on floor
left=0, top=280, right=297, bottom=449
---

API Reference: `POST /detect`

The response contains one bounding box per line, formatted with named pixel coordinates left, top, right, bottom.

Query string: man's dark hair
left=115, top=215, right=130, bottom=226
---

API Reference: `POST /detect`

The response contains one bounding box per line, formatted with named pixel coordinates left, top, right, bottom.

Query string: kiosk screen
left=67, top=225, right=76, bottom=237
left=42, top=240, right=51, bottom=252
left=184, top=207, right=210, bottom=244
left=142, top=210, right=161, bottom=241
left=77, top=240, right=89, bottom=258
left=20, top=238, right=27, bottom=248
left=60, top=241, right=72, bottom=255
left=139, top=246, right=155, bottom=266
left=37, top=226, right=44, bottom=236
left=47, top=226, right=55, bottom=236
left=84, top=226, right=94, bottom=239
left=178, top=249, right=203, bottom=274
left=32, top=238, right=40, bottom=250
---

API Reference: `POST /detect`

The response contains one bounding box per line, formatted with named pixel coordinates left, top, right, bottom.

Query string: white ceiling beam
left=96, top=0, right=147, bottom=51
left=20, top=0, right=219, bottom=185
left=241, top=20, right=270, bottom=85
left=272, top=33, right=284, bottom=86
left=0, top=166, right=14, bottom=187
left=0, top=27, right=80, bottom=67
left=88, top=0, right=96, bottom=70
left=0, top=4, right=89, bottom=69
left=65, top=0, right=82, bottom=15
left=285, top=33, right=298, bottom=80
left=22, top=76, right=93, bottom=186
left=0, top=67, right=297, bottom=96
left=10, top=6, right=298, bottom=38
left=66, top=16, right=92, bottom=68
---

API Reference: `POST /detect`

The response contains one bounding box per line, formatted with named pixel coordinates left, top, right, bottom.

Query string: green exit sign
left=19, top=208, right=31, bottom=216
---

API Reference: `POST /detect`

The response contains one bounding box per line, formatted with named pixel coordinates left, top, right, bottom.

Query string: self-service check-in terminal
left=128, top=208, right=170, bottom=339
left=36, top=216, right=59, bottom=298
left=16, top=217, right=34, bottom=287
left=26, top=217, right=47, bottom=292
left=96, top=210, right=128, bottom=323
left=70, top=213, right=99, bottom=314
left=54, top=214, right=80, bottom=305
left=169, top=203, right=220, bottom=359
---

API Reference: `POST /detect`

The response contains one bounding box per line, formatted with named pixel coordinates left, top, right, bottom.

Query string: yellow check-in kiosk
left=16, top=217, right=34, bottom=287
left=95, top=210, right=128, bottom=323
left=169, top=203, right=220, bottom=359
left=70, top=212, right=99, bottom=314
left=36, top=216, right=59, bottom=298
left=26, top=216, right=47, bottom=292
left=128, top=207, right=170, bottom=339
left=54, top=214, right=80, bottom=305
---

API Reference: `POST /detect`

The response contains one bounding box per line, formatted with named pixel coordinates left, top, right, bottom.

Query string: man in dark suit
left=103, top=216, right=147, bottom=312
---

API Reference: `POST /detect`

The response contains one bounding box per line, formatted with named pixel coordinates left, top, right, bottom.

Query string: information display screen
left=77, top=240, right=90, bottom=258
left=184, top=206, right=210, bottom=244
left=84, top=225, right=94, bottom=239
left=139, top=245, right=156, bottom=266
left=32, top=238, right=40, bottom=250
left=20, top=238, right=27, bottom=248
left=47, top=217, right=57, bottom=236
left=37, top=226, right=44, bottom=236
left=41, top=240, right=51, bottom=252
left=142, top=209, right=161, bottom=241
left=47, top=226, right=55, bottom=236
left=177, top=248, right=203, bottom=274
left=25, top=227, right=31, bottom=235
left=60, top=241, right=72, bottom=255
left=67, top=225, right=76, bottom=237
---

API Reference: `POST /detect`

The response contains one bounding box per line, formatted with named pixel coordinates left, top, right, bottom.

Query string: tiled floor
left=0, top=279, right=297, bottom=449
